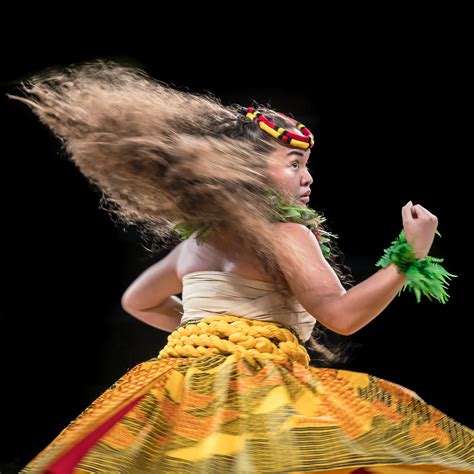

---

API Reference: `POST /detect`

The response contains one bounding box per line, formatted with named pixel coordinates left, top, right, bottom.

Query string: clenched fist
left=402, top=201, right=438, bottom=259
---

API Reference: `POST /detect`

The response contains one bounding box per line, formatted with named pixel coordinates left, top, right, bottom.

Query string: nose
left=302, top=168, right=313, bottom=186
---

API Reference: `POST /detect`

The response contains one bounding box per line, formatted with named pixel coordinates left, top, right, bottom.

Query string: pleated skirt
left=21, top=315, right=473, bottom=473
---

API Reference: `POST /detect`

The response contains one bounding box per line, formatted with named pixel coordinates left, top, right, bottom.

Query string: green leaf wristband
left=375, top=229, right=457, bottom=304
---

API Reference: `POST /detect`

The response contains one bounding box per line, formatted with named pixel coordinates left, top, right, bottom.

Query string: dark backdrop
left=1, top=33, right=470, bottom=471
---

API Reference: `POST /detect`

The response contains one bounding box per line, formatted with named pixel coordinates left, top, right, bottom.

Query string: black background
left=1, top=24, right=471, bottom=472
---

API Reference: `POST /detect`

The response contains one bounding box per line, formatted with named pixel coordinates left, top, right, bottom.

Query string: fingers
left=402, top=200, right=413, bottom=221
left=402, top=201, right=438, bottom=223
left=414, top=204, right=437, bottom=219
left=413, top=205, right=438, bottom=224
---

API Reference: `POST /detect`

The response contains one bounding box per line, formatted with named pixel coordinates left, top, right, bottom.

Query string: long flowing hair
left=8, top=59, right=355, bottom=363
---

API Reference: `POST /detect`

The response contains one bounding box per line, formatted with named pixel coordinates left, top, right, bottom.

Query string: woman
left=9, top=60, right=472, bottom=473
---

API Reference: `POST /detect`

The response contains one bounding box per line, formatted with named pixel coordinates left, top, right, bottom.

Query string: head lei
left=244, top=107, right=315, bottom=150
left=173, top=106, right=336, bottom=257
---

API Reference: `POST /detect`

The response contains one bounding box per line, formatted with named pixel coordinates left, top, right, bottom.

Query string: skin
left=123, top=132, right=437, bottom=337
left=204, top=143, right=314, bottom=250
left=266, top=144, right=314, bottom=204
left=206, top=144, right=314, bottom=252
left=122, top=142, right=322, bottom=332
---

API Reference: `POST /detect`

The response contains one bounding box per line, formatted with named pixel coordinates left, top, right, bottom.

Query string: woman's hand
left=402, top=201, right=439, bottom=259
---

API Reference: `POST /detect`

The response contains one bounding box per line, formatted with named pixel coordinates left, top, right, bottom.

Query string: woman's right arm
left=277, top=201, right=438, bottom=336
left=276, top=223, right=408, bottom=335
left=315, top=262, right=407, bottom=335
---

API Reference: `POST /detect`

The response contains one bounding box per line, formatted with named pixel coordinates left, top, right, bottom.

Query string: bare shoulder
left=273, top=221, right=312, bottom=234
left=272, top=222, right=325, bottom=269
left=273, top=222, right=317, bottom=246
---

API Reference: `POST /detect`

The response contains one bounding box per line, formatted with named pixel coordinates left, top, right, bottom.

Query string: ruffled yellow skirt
left=21, top=315, right=473, bottom=473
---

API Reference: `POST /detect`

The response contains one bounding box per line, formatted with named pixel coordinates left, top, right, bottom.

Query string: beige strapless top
left=179, top=271, right=316, bottom=342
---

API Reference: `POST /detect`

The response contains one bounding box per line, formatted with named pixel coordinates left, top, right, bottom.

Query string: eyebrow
left=287, top=150, right=310, bottom=161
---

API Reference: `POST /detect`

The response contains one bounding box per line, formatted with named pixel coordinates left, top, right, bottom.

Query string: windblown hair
left=8, top=60, right=355, bottom=363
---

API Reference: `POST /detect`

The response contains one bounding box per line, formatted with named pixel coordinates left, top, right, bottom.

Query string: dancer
left=9, top=60, right=472, bottom=473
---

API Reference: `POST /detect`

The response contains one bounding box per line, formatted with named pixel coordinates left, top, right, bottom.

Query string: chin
left=298, top=197, right=310, bottom=205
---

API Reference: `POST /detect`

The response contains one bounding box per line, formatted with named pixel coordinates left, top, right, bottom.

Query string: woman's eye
left=292, top=161, right=310, bottom=170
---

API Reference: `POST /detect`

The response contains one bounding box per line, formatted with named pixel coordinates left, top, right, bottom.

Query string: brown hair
left=7, top=59, right=355, bottom=363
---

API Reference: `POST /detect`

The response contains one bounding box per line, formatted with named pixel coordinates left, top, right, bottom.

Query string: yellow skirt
left=21, top=315, right=473, bottom=473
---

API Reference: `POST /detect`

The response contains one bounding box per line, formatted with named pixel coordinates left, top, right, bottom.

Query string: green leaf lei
left=172, top=187, right=337, bottom=258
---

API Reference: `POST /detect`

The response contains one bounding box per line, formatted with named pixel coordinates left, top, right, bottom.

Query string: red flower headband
left=245, top=107, right=315, bottom=150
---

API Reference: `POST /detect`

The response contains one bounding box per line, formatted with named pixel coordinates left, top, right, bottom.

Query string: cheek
left=268, top=165, right=299, bottom=188
left=284, top=168, right=299, bottom=182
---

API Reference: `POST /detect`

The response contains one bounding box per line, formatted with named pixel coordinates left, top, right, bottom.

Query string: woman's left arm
left=121, top=241, right=185, bottom=332
left=122, top=295, right=183, bottom=332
